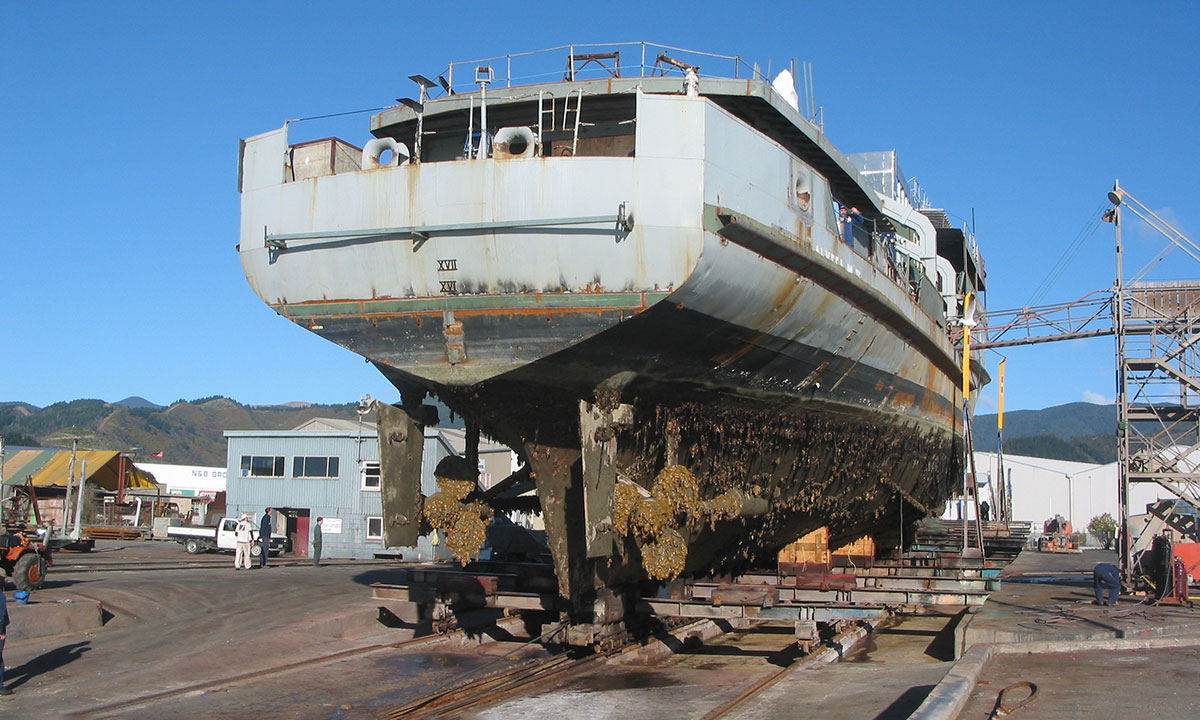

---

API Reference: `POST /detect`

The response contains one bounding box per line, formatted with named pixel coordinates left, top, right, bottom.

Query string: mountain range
left=972, top=402, right=1117, bottom=464
left=0, top=397, right=369, bottom=466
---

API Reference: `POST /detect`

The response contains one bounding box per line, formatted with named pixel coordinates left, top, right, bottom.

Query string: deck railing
left=433, top=42, right=768, bottom=96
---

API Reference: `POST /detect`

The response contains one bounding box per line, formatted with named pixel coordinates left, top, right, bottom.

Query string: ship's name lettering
left=814, top=245, right=862, bottom=278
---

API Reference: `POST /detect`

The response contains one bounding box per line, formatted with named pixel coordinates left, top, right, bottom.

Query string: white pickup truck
left=166, top=516, right=288, bottom=556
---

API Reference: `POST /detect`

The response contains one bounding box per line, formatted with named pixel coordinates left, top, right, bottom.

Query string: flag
left=151, top=451, right=164, bottom=459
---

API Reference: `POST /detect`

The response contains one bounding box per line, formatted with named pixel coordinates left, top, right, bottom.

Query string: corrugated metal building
left=946, top=452, right=1170, bottom=541
left=2, top=448, right=157, bottom=492
left=2, top=447, right=159, bottom=527
left=224, top=418, right=465, bottom=561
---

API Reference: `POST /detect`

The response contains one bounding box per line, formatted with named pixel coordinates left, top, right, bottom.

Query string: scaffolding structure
left=973, top=182, right=1200, bottom=580
left=1106, top=183, right=1200, bottom=577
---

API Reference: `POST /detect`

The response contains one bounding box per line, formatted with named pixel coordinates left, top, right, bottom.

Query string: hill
left=0, top=397, right=368, bottom=465
left=115, top=396, right=165, bottom=410
left=972, top=402, right=1116, bottom=441
left=1000, top=433, right=1116, bottom=464
left=972, top=402, right=1117, bottom=464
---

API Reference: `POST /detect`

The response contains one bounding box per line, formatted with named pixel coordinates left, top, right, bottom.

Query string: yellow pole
left=962, top=292, right=973, bottom=397
left=997, top=358, right=1006, bottom=430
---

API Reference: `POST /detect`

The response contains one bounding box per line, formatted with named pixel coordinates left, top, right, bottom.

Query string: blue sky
left=2, top=2, right=1196, bottom=412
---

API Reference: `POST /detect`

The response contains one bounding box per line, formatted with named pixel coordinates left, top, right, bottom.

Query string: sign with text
left=322, top=518, right=342, bottom=534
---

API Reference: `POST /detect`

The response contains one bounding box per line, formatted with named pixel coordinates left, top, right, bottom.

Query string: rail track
left=701, top=622, right=873, bottom=719
left=378, top=618, right=716, bottom=720
left=57, top=547, right=885, bottom=718
left=378, top=618, right=875, bottom=719
left=385, top=644, right=608, bottom=719
left=71, top=594, right=881, bottom=718
left=50, top=555, right=395, bottom=573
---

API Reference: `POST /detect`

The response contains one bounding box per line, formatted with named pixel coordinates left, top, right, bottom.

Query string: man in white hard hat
left=234, top=514, right=255, bottom=570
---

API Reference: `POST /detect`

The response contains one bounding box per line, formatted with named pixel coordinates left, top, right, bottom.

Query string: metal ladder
left=537, top=88, right=584, bottom=156
left=563, top=88, right=583, bottom=155
left=464, top=95, right=476, bottom=159
left=537, top=90, right=554, bottom=156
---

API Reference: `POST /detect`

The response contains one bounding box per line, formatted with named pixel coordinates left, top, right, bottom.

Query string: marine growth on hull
left=419, top=392, right=961, bottom=585
left=612, top=464, right=745, bottom=580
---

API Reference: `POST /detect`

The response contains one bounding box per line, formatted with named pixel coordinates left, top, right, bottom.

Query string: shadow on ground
left=4, top=641, right=91, bottom=690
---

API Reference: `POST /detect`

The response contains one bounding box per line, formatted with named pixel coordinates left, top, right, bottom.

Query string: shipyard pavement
left=911, top=548, right=1200, bottom=720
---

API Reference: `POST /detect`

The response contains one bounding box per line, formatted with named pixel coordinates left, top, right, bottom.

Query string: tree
left=1088, top=513, right=1118, bottom=550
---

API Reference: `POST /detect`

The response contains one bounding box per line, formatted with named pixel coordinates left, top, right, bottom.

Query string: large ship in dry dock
left=238, top=43, right=987, bottom=615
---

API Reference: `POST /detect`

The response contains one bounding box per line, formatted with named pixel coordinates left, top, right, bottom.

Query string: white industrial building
left=961, top=452, right=1173, bottom=535
left=223, top=418, right=520, bottom=561
left=136, top=462, right=226, bottom=498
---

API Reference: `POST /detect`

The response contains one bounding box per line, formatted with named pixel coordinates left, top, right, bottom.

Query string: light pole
left=1065, top=473, right=1074, bottom=531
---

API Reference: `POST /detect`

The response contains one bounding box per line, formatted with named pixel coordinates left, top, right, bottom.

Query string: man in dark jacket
left=312, top=517, right=323, bottom=567
left=0, top=586, right=10, bottom=695
left=1093, top=562, right=1122, bottom=605
left=259, top=509, right=272, bottom=568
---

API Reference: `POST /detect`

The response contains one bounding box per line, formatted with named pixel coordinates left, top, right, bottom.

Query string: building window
left=366, top=516, right=384, bottom=541
left=361, top=461, right=381, bottom=490
left=241, top=455, right=284, bottom=478
left=293, top=456, right=340, bottom=479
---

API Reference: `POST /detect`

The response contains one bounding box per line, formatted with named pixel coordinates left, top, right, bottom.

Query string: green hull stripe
left=278, top=291, right=671, bottom=318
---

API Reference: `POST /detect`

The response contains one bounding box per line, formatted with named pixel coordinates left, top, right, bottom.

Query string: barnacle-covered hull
left=368, top=276, right=966, bottom=603
left=238, top=45, right=987, bottom=608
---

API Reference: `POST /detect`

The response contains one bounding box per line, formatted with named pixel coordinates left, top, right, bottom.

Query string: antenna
left=801, top=61, right=819, bottom=129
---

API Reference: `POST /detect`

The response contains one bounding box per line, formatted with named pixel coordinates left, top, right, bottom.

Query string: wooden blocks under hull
left=778, top=527, right=877, bottom=573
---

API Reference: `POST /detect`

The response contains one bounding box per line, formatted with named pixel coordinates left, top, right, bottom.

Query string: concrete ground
left=472, top=610, right=965, bottom=719
left=729, top=612, right=960, bottom=720
left=0, top=540, right=439, bottom=716
left=963, top=548, right=1200, bottom=647
left=957, top=645, right=1198, bottom=720
left=4, top=542, right=1198, bottom=718
left=913, top=548, right=1200, bottom=720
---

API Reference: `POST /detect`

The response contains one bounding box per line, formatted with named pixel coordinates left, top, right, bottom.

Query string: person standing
left=0, top=584, right=10, bottom=695
left=838, top=205, right=862, bottom=247
left=259, top=508, right=272, bottom=568
left=234, top=514, right=254, bottom=570
left=312, top=517, right=323, bottom=567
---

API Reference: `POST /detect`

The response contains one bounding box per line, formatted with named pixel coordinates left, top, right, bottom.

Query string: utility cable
left=1024, top=202, right=1108, bottom=308
left=290, top=106, right=391, bottom=123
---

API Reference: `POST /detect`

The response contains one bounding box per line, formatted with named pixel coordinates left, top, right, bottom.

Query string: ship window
left=241, top=455, right=285, bottom=478
left=794, top=173, right=812, bottom=212
left=826, top=198, right=841, bottom=237
left=294, top=456, right=340, bottom=479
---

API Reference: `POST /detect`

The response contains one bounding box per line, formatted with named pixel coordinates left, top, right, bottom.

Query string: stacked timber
left=83, top=526, right=144, bottom=540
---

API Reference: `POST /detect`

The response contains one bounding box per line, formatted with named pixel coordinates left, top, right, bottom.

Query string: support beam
left=579, top=400, right=632, bottom=559
left=377, top=402, right=426, bottom=548
left=524, top=441, right=585, bottom=604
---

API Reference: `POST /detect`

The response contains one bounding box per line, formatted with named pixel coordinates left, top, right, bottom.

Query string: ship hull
left=354, top=223, right=970, bottom=602
left=239, top=73, right=985, bottom=606
left=366, top=287, right=964, bottom=602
